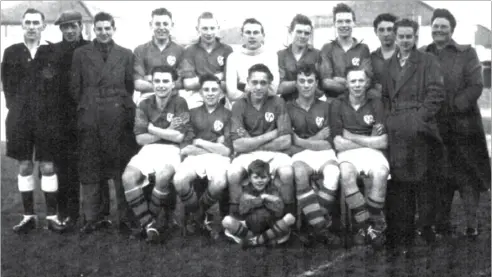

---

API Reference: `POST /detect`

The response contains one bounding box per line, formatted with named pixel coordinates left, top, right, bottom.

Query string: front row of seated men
left=121, top=63, right=389, bottom=249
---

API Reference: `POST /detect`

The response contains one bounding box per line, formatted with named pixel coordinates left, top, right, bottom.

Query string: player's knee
left=18, top=160, right=34, bottom=176
left=122, top=167, right=143, bottom=190
left=227, top=166, right=244, bottom=185
left=209, top=173, right=228, bottom=194
left=156, top=165, right=175, bottom=183
left=39, top=162, right=56, bottom=176
left=339, top=163, right=357, bottom=185
left=371, top=166, right=389, bottom=181
left=276, top=165, right=294, bottom=184
left=222, top=215, right=237, bottom=230
left=173, top=170, right=195, bottom=194
left=322, top=164, right=340, bottom=180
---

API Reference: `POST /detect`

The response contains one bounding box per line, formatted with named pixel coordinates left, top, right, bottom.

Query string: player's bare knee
left=276, top=165, right=294, bottom=184
left=371, top=166, right=389, bottom=181
left=122, top=167, right=143, bottom=189
left=222, top=215, right=236, bottom=229
left=209, top=174, right=227, bottom=194
left=227, top=166, right=244, bottom=185
left=173, top=170, right=195, bottom=194
left=339, top=162, right=357, bottom=186
left=322, top=163, right=340, bottom=180
left=156, top=165, right=175, bottom=182
left=18, top=160, right=34, bottom=176
left=39, top=161, right=56, bottom=176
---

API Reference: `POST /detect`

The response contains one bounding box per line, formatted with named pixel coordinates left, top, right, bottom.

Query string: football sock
left=317, top=185, right=337, bottom=212
left=199, top=190, right=218, bottom=213
left=149, top=187, right=171, bottom=218
left=18, top=175, right=35, bottom=215
left=41, top=175, right=59, bottom=216
left=297, top=187, right=327, bottom=230
left=367, top=196, right=384, bottom=217
left=125, top=186, right=152, bottom=227
left=179, top=186, right=198, bottom=213
left=346, top=191, right=369, bottom=224
left=257, top=214, right=295, bottom=244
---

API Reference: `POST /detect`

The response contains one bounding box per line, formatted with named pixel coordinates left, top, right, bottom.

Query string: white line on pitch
left=297, top=246, right=368, bottom=277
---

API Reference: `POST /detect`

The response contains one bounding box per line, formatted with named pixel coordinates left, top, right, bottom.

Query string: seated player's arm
left=181, top=144, right=210, bottom=156
left=239, top=192, right=264, bottom=215
left=148, top=123, right=185, bottom=143
left=293, top=127, right=333, bottom=151
left=262, top=191, right=284, bottom=218
left=257, top=134, right=291, bottom=151
left=334, top=135, right=364, bottom=152
left=343, top=129, right=388, bottom=149
left=233, top=129, right=278, bottom=153
left=284, top=145, right=305, bottom=156
left=194, top=138, right=231, bottom=157
left=136, top=134, right=162, bottom=146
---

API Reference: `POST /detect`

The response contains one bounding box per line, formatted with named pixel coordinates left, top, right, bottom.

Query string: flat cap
left=54, top=10, right=82, bottom=25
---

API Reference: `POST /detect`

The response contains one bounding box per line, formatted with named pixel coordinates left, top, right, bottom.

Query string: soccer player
left=226, top=64, right=295, bottom=229
left=122, top=66, right=190, bottom=243
left=225, top=18, right=279, bottom=106
left=1, top=8, right=66, bottom=233
left=286, top=64, right=340, bottom=246
left=319, top=3, right=375, bottom=101
left=222, top=160, right=296, bottom=247
left=133, top=8, right=185, bottom=102
left=422, top=9, right=491, bottom=238
left=71, top=12, right=137, bottom=234
left=277, top=14, right=323, bottom=102
left=173, top=74, right=231, bottom=238
left=381, top=19, right=445, bottom=253
left=50, top=10, right=91, bottom=229
left=370, top=13, right=398, bottom=96
left=179, top=12, right=233, bottom=109
left=331, top=66, right=389, bottom=249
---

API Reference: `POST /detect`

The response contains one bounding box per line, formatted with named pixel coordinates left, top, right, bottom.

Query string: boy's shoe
left=366, top=225, right=384, bottom=250
left=46, top=215, right=67, bottom=233
left=13, top=215, right=38, bottom=234
left=145, top=220, right=160, bottom=243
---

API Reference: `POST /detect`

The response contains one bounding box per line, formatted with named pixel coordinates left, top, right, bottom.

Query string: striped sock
left=231, top=223, right=250, bottom=238
left=199, top=190, right=218, bottom=213
left=317, top=186, right=337, bottom=213
left=257, top=214, right=295, bottom=244
left=149, top=187, right=171, bottom=217
left=125, top=186, right=152, bottom=227
left=345, top=191, right=369, bottom=224
left=179, top=186, right=198, bottom=213
left=367, top=196, right=384, bottom=216
left=297, top=187, right=327, bottom=230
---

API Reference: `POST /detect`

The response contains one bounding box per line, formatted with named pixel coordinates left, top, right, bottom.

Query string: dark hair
left=241, top=18, right=264, bottom=34
left=248, top=64, right=273, bottom=82
left=94, top=12, right=115, bottom=27
left=199, top=73, right=220, bottom=87
left=333, top=3, right=355, bottom=22
left=23, top=8, right=45, bottom=21
left=296, top=63, right=318, bottom=80
left=431, top=8, right=456, bottom=32
left=152, top=8, right=172, bottom=19
left=373, top=13, right=397, bottom=32
left=345, top=65, right=368, bottom=78
left=248, top=159, right=270, bottom=177
left=197, top=11, right=216, bottom=25
left=151, top=66, right=178, bottom=81
left=289, top=14, right=313, bottom=32
left=394, top=18, right=419, bottom=34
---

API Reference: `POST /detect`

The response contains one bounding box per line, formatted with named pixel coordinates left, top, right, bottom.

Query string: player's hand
left=317, top=127, right=331, bottom=139
left=193, top=138, right=204, bottom=146
left=148, top=123, right=155, bottom=133
left=372, top=123, right=385, bottom=136
left=342, top=129, right=352, bottom=138
left=237, top=127, right=249, bottom=138
left=217, top=136, right=225, bottom=144
left=215, top=72, right=224, bottom=81
left=168, top=117, right=183, bottom=130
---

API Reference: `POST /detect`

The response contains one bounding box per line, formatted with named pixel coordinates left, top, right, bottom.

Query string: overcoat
left=381, top=49, right=446, bottom=182
left=71, top=40, right=137, bottom=184
left=421, top=41, right=491, bottom=191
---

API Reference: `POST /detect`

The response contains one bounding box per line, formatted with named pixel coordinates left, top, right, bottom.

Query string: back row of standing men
left=2, top=3, right=490, bottom=253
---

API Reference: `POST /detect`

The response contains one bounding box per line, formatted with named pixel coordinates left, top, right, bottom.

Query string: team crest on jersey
left=167, top=55, right=176, bottom=66
left=265, top=112, right=275, bottom=122
left=352, top=57, right=360, bottom=66
left=214, top=120, right=224, bottom=132
left=217, top=55, right=224, bottom=66
left=167, top=113, right=174, bottom=122
left=315, top=117, right=324, bottom=128
left=363, top=114, right=375, bottom=125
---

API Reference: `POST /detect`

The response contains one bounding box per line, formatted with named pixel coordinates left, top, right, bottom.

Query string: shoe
left=353, top=228, right=367, bottom=245
left=13, top=215, right=38, bottom=234
left=241, top=236, right=260, bottom=249
left=145, top=220, right=160, bottom=243
left=94, top=218, right=113, bottom=229
left=314, top=229, right=341, bottom=247
left=46, top=215, right=67, bottom=233
left=366, top=225, right=384, bottom=250
left=223, top=229, right=244, bottom=244
left=62, top=216, right=77, bottom=230
left=80, top=220, right=98, bottom=234
left=465, top=227, right=479, bottom=239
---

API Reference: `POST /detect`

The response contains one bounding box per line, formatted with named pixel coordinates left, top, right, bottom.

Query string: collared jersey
left=319, top=38, right=373, bottom=80
left=134, top=94, right=189, bottom=145
left=287, top=99, right=330, bottom=139
left=370, top=47, right=397, bottom=87
left=330, top=94, right=385, bottom=138
left=230, top=95, right=292, bottom=141
left=189, top=104, right=232, bottom=149
left=133, top=39, right=184, bottom=80
left=179, top=39, right=233, bottom=79
left=277, top=44, right=321, bottom=102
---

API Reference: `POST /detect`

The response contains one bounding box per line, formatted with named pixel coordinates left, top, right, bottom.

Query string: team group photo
left=1, top=1, right=491, bottom=276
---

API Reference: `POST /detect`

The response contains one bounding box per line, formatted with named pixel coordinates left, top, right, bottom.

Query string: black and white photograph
left=0, top=1, right=491, bottom=276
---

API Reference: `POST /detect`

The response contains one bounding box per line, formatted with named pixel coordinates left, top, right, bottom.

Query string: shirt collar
left=332, top=37, right=362, bottom=50
left=291, top=97, right=318, bottom=110
left=425, top=39, right=463, bottom=53
left=196, top=38, right=223, bottom=52
left=151, top=37, right=173, bottom=50
left=339, top=92, right=373, bottom=107
left=23, top=39, right=48, bottom=48
left=396, top=47, right=419, bottom=63
left=373, top=44, right=398, bottom=59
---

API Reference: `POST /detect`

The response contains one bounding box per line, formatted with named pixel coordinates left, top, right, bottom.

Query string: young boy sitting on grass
left=222, top=159, right=295, bottom=247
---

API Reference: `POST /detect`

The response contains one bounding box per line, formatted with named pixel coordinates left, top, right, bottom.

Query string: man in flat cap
left=46, top=10, right=90, bottom=230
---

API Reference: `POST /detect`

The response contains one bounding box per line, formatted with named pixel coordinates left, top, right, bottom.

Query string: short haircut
left=199, top=73, right=220, bottom=87
left=346, top=65, right=368, bottom=79
left=94, top=12, right=115, bottom=27
left=197, top=11, right=216, bottom=25
left=296, top=63, right=319, bottom=80
left=241, top=18, right=264, bottom=34
left=23, top=8, right=45, bottom=21
left=289, top=14, right=313, bottom=32
left=152, top=8, right=172, bottom=19
left=394, top=18, right=419, bottom=34
left=248, top=64, right=274, bottom=82
left=373, top=13, right=397, bottom=31
left=333, top=3, right=355, bottom=22
left=248, top=159, right=270, bottom=177
left=431, top=8, right=456, bottom=32
left=151, top=66, right=178, bottom=81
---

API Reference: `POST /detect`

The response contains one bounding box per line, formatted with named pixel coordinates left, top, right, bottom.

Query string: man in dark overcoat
left=71, top=12, right=137, bottom=233
left=421, top=9, right=491, bottom=238
left=381, top=19, right=446, bottom=254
